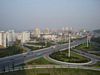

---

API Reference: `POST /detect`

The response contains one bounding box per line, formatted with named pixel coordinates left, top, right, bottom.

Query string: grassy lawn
left=27, top=42, right=53, bottom=47
left=21, top=57, right=55, bottom=66
left=75, top=43, right=100, bottom=56
left=24, top=45, right=43, bottom=51
left=57, top=41, right=68, bottom=44
left=75, top=43, right=95, bottom=51
left=0, top=45, right=27, bottom=58
left=91, top=37, right=100, bottom=44
left=25, top=42, right=54, bottom=51
left=1, top=68, right=100, bottom=75
left=87, top=61, right=100, bottom=68
left=50, top=50, right=90, bottom=63
left=27, top=42, right=46, bottom=46
left=90, top=52, right=100, bottom=56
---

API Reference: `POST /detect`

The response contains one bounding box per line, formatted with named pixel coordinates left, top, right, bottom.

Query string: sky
left=0, top=0, right=100, bottom=31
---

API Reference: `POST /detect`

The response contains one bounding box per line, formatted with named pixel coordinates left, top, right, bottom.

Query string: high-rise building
left=44, top=28, right=50, bottom=34
left=21, top=31, right=30, bottom=43
left=16, top=31, right=30, bottom=43
left=6, top=30, right=16, bottom=46
left=0, top=31, right=7, bottom=47
left=34, top=28, right=41, bottom=38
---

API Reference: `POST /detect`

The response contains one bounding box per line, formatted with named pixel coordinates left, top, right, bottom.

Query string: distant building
left=44, top=28, right=50, bottom=34
left=33, top=28, right=41, bottom=38
left=6, top=30, right=16, bottom=46
left=0, top=31, right=7, bottom=47
left=16, top=31, right=30, bottom=43
left=41, top=34, right=57, bottom=41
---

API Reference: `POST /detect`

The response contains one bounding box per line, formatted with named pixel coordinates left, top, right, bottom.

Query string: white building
left=44, top=28, right=50, bottom=34
left=0, top=31, right=7, bottom=47
left=33, top=28, right=41, bottom=38
left=42, top=34, right=57, bottom=41
left=6, top=30, right=16, bottom=46
left=16, top=31, right=30, bottom=43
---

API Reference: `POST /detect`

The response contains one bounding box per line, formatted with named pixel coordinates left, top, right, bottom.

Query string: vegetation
left=27, top=41, right=54, bottom=47
left=24, top=45, right=42, bottom=51
left=0, top=40, right=27, bottom=58
left=91, top=37, right=100, bottom=44
left=87, top=61, right=100, bottom=68
left=75, top=43, right=100, bottom=56
left=21, top=57, right=54, bottom=65
left=57, top=41, right=68, bottom=44
left=27, top=42, right=46, bottom=46
left=93, top=29, right=100, bottom=33
left=76, top=43, right=100, bottom=51
left=0, top=45, right=26, bottom=58
left=25, top=41, right=54, bottom=51
left=50, top=50, right=90, bottom=63
left=1, top=68, right=100, bottom=75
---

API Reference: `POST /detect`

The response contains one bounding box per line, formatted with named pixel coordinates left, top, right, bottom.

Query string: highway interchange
left=0, top=38, right=100, bottom=72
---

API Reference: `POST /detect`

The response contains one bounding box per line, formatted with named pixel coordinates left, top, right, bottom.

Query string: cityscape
left=0, top=0, right=100, bottom=75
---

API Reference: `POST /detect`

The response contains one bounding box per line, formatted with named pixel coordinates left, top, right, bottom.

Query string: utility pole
left=87, top=35, right=89, bottom=47
left=86, top=33, right=91, bottom=47
left=68, top=33, right=71, bottom=57
left=45, top=40, right=47, bottom=47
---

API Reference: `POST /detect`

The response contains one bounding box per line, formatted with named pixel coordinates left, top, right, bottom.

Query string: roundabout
left=44, top=49, right=95, bottom=66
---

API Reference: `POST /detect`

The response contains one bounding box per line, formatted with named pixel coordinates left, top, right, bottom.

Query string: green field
left=25, top=42, right=54, bottom=51
left=24, top=45, right=43, bottom=51
left=27, top=42, right=53, bottom=47
left=21, top=57, right=55, bottom=66
left=91, top=37, right=100, bottom=44
left=50, top=50, right=90, bottom=63
left=75, top=43, right=100, bottom=56
left=1, top=68, right=100, bottom=75
left=87, top=61, right=100, bottom=68
left=0, top=45, right=26, bottom=58
left=75, top=43, right=95, bottom=51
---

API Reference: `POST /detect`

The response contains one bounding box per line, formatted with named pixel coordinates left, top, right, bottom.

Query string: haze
left=0, top=0, right=100, bottom=31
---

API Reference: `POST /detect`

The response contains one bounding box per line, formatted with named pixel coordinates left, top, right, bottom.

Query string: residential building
left=0, top=31, right=7, bottom=47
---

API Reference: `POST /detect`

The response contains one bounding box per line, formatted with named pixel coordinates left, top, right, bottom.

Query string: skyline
left=0, top=0, right=100, bottom=31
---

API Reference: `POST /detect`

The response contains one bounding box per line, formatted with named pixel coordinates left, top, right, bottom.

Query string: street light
left=86, top=35, right=89, bottom=47
left=68, top=33, right=71, bottom=57
left=86, top=32, right=91, bottom=48
left=66, top=27, right=72, bottom=58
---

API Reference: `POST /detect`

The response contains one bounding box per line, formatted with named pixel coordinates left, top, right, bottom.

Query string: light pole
left=86, top=35, right=89, bottom=47
left=86, top=33, right=91, bottom=47
left=68, top=33, right=71, bottom=58
left=45, top=40, right=47, bottom=47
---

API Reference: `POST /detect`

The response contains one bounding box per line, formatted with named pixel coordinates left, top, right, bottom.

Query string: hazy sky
left=0, top=0, right=100, bottom=31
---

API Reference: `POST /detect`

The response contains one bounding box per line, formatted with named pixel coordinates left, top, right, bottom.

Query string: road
left=0, top=65, right=100, bottom=73
left=0, top=38, right=88, bottom=71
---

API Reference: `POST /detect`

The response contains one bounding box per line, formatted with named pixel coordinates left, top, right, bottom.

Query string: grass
left=27, top=42, right=46, bottom=46
left=75, top=43, right=100, bottom=56
left=57, top=41, right=68, bottom=44
left=0, top=45, right=27, bottom=58
left=50, top=50, right=90, bottom=63
left=1, top=68, right=100, bottom=75
left=24, top=42, right=54, bottom=51
left=91, top=37, right=100, bottom=44
left=27, top=42, right=53, bottom=47
left=21, top=57, right=55, bottom=66
left=75, top=43, right=95, bottom=51
left=87, top=61, right=100, bottom=68
left=24, top=45, right=43, bottom=51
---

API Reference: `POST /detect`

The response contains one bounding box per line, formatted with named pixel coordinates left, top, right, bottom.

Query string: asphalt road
left=0, top=38, right=87, bottom=71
